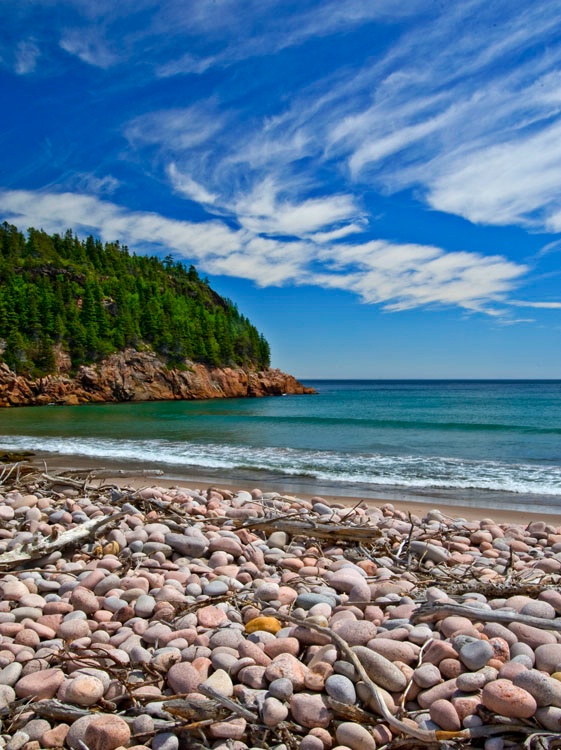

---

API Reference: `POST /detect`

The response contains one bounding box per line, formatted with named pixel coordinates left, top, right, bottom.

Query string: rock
left=152, top=733, right=179, bottom=750
left=352, top=646, right=407, bottom=692
left=332, top=619, right=377, bottom=646
left=325, top=674, right=357, bottom=705
left=64, top=674, right=106, bottom=706
left=459, top=640, right=494, bottom=671
left=66, top=714, right=131, bottom=750
left=6, top=731, right=29, bottom=750
left=290, top=693, right=331, bottom=728
left=166, top=663, right=202, bottom=694
left=413, top=663, right=442, bottom=689
left=429, top=698, right=461, bottom=731
left=41, top=723, right=70, bottom=748
left=520, top=600, right=556, bottom=619
left=0, top=662, right=22, bottom=686
left=335, top=722, right=377, bottom=750
left=21, top=719, right=50, bottom=742
left=245, top=616, right=282, bottom=634
left=15, top=668, right=65, bottom=699
left=267, top=677, right=294, bottom=701
left=535, top=706, right=561, bottom=731
left=509, top=622, right=557, bottom=649
left=481, top=679, right=537, bottom=718
left=366, top=638, right=418, bottom=665
left=0, top=352, right=315, bottom=407
left=535, top=643, right=561, bottom=673
left=208, top=717, right=246, bottom=739
left=70, top=586, right=100, bottom=615
left=513, top=669, right=561, bottom=707
left=265, top=653, right=308, bottom=691
left=201, top=669, right=233, bottom=697
left=262, top=696, right=289, bottom=726
left=203, top=580, right=230, bottom=596
left=165, top=533, right=208, bottom=557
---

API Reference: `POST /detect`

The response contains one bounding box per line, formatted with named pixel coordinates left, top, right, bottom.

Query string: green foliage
left=0, top=222, right=271, bottom=374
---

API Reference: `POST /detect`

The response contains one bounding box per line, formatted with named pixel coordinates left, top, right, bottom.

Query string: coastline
left=34, top=451, right=561, bottom=527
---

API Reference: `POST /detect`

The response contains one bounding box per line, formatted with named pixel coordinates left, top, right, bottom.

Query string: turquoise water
left=1, top=380, right=560, bottom=512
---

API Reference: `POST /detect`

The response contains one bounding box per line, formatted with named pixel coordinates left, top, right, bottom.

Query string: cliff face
left=0, top=350, right=315, bottom=407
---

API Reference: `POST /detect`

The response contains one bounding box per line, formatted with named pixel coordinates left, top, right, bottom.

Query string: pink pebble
left=482, top=678, right=537, bottom=718
left=15, top=668, right=66, bottom=700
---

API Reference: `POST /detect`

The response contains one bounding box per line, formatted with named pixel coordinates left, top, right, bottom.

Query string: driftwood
left=240, top=516, right=382, bottom=542
left=32, top=699, right=172, bottom=730
left=412, top=601, right=561, bottom=631
left=198, top=683, right=258, bottom=722
left=164, top=685, right=258, bottom=724
left=0, top=511, right=126, bottom=570
left=87, top=468, right=164, bottom=479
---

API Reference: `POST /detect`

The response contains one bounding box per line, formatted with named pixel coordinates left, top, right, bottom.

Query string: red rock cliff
left=0, top=350, right=315, bottom=407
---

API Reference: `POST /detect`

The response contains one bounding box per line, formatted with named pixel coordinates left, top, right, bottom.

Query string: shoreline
left=33, top=451, right=561, bottom=527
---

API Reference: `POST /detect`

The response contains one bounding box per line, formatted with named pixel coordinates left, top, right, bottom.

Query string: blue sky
left=1, top=0, right=561, bottom=378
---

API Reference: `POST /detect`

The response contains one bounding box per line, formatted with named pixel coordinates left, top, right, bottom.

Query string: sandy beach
left=37, top=452, right=561, bottom=527
left=2, top=455, right=561, bottom=748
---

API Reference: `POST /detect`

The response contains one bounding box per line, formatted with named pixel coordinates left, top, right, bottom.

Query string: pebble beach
left=1, top=466, right=561, bottom=750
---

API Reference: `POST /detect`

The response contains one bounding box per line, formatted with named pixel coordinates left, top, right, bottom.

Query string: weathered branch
left=32, top=699, right=173, bottom=730
left=0, top=511, right=127, bottom=570
left=412, top=601, right=561, bottom=632
left=197, top=684, right=258, bottom=722
left=240, top=516, right=382, bottom=542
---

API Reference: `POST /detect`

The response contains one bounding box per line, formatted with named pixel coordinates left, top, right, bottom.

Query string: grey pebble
left=325, top=674, right=357, bottom=705
left=267, top=678, right=294, bottom=701
left=459, top=640, right=494, bottom=671
left=135, top=594, right=156, bottom=617
left=203, top=580, right=230, bottom=596
left=295, top=592, right=338, bottom=610
left=152, top=732, right=179, bottom=750
left=0, top=662, right=22, bottom=686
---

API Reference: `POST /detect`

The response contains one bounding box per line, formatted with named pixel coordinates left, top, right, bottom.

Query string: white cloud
left=310, top=223, right=366, bottom=243
left=425, top=121, right=561, bottom=228
left=167, top=163, right=218, bottom=205
left=74, top=173, right=121, bottom=195
left=0, top=189, right=530, bottom=314
left=125, top=106, right=224, bottom=151
left=156, top=53, right=218, bottom=78
left=14, top=40, right=40, bottom=74
left=234, top=179, right=361, bottom=237
left=510, top=300, right=561, bottom=309
left=60, top=29, right=118, bottom=68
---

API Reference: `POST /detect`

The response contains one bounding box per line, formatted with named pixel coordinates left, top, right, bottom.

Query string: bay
left=1, top=380, right=560, bottom=513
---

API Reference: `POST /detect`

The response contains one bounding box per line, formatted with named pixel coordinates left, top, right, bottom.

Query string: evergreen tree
left=0, top=222, right=273, bottom=375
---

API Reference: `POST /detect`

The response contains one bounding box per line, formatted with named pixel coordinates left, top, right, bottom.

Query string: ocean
left=1, top=380, right=560, bottom=514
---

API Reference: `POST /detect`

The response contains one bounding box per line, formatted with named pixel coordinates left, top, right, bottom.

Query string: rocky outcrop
left=0, top=350, right=315, bottom=407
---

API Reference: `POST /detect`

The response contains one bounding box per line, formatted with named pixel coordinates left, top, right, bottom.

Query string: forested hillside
left=0, top=222, right=271, bottom=376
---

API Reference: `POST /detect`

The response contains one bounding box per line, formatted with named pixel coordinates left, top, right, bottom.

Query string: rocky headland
left=0, top=349, right=315, bottom=407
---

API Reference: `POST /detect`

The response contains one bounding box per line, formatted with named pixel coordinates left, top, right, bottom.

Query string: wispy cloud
left=233, top=179, right=361, bottom=237
left=167, top=164, right=218, bottom=205
left=510, top=300, right=561, bottom=310
left=125, top=105, right=224, bottom=152
left=60, top=29, right=119, bottom=68
left=14, top=40, right=40, bottom=74
left=0, top=189, right=528, bottom=314
left=320, top=0, right=561, bottom=231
